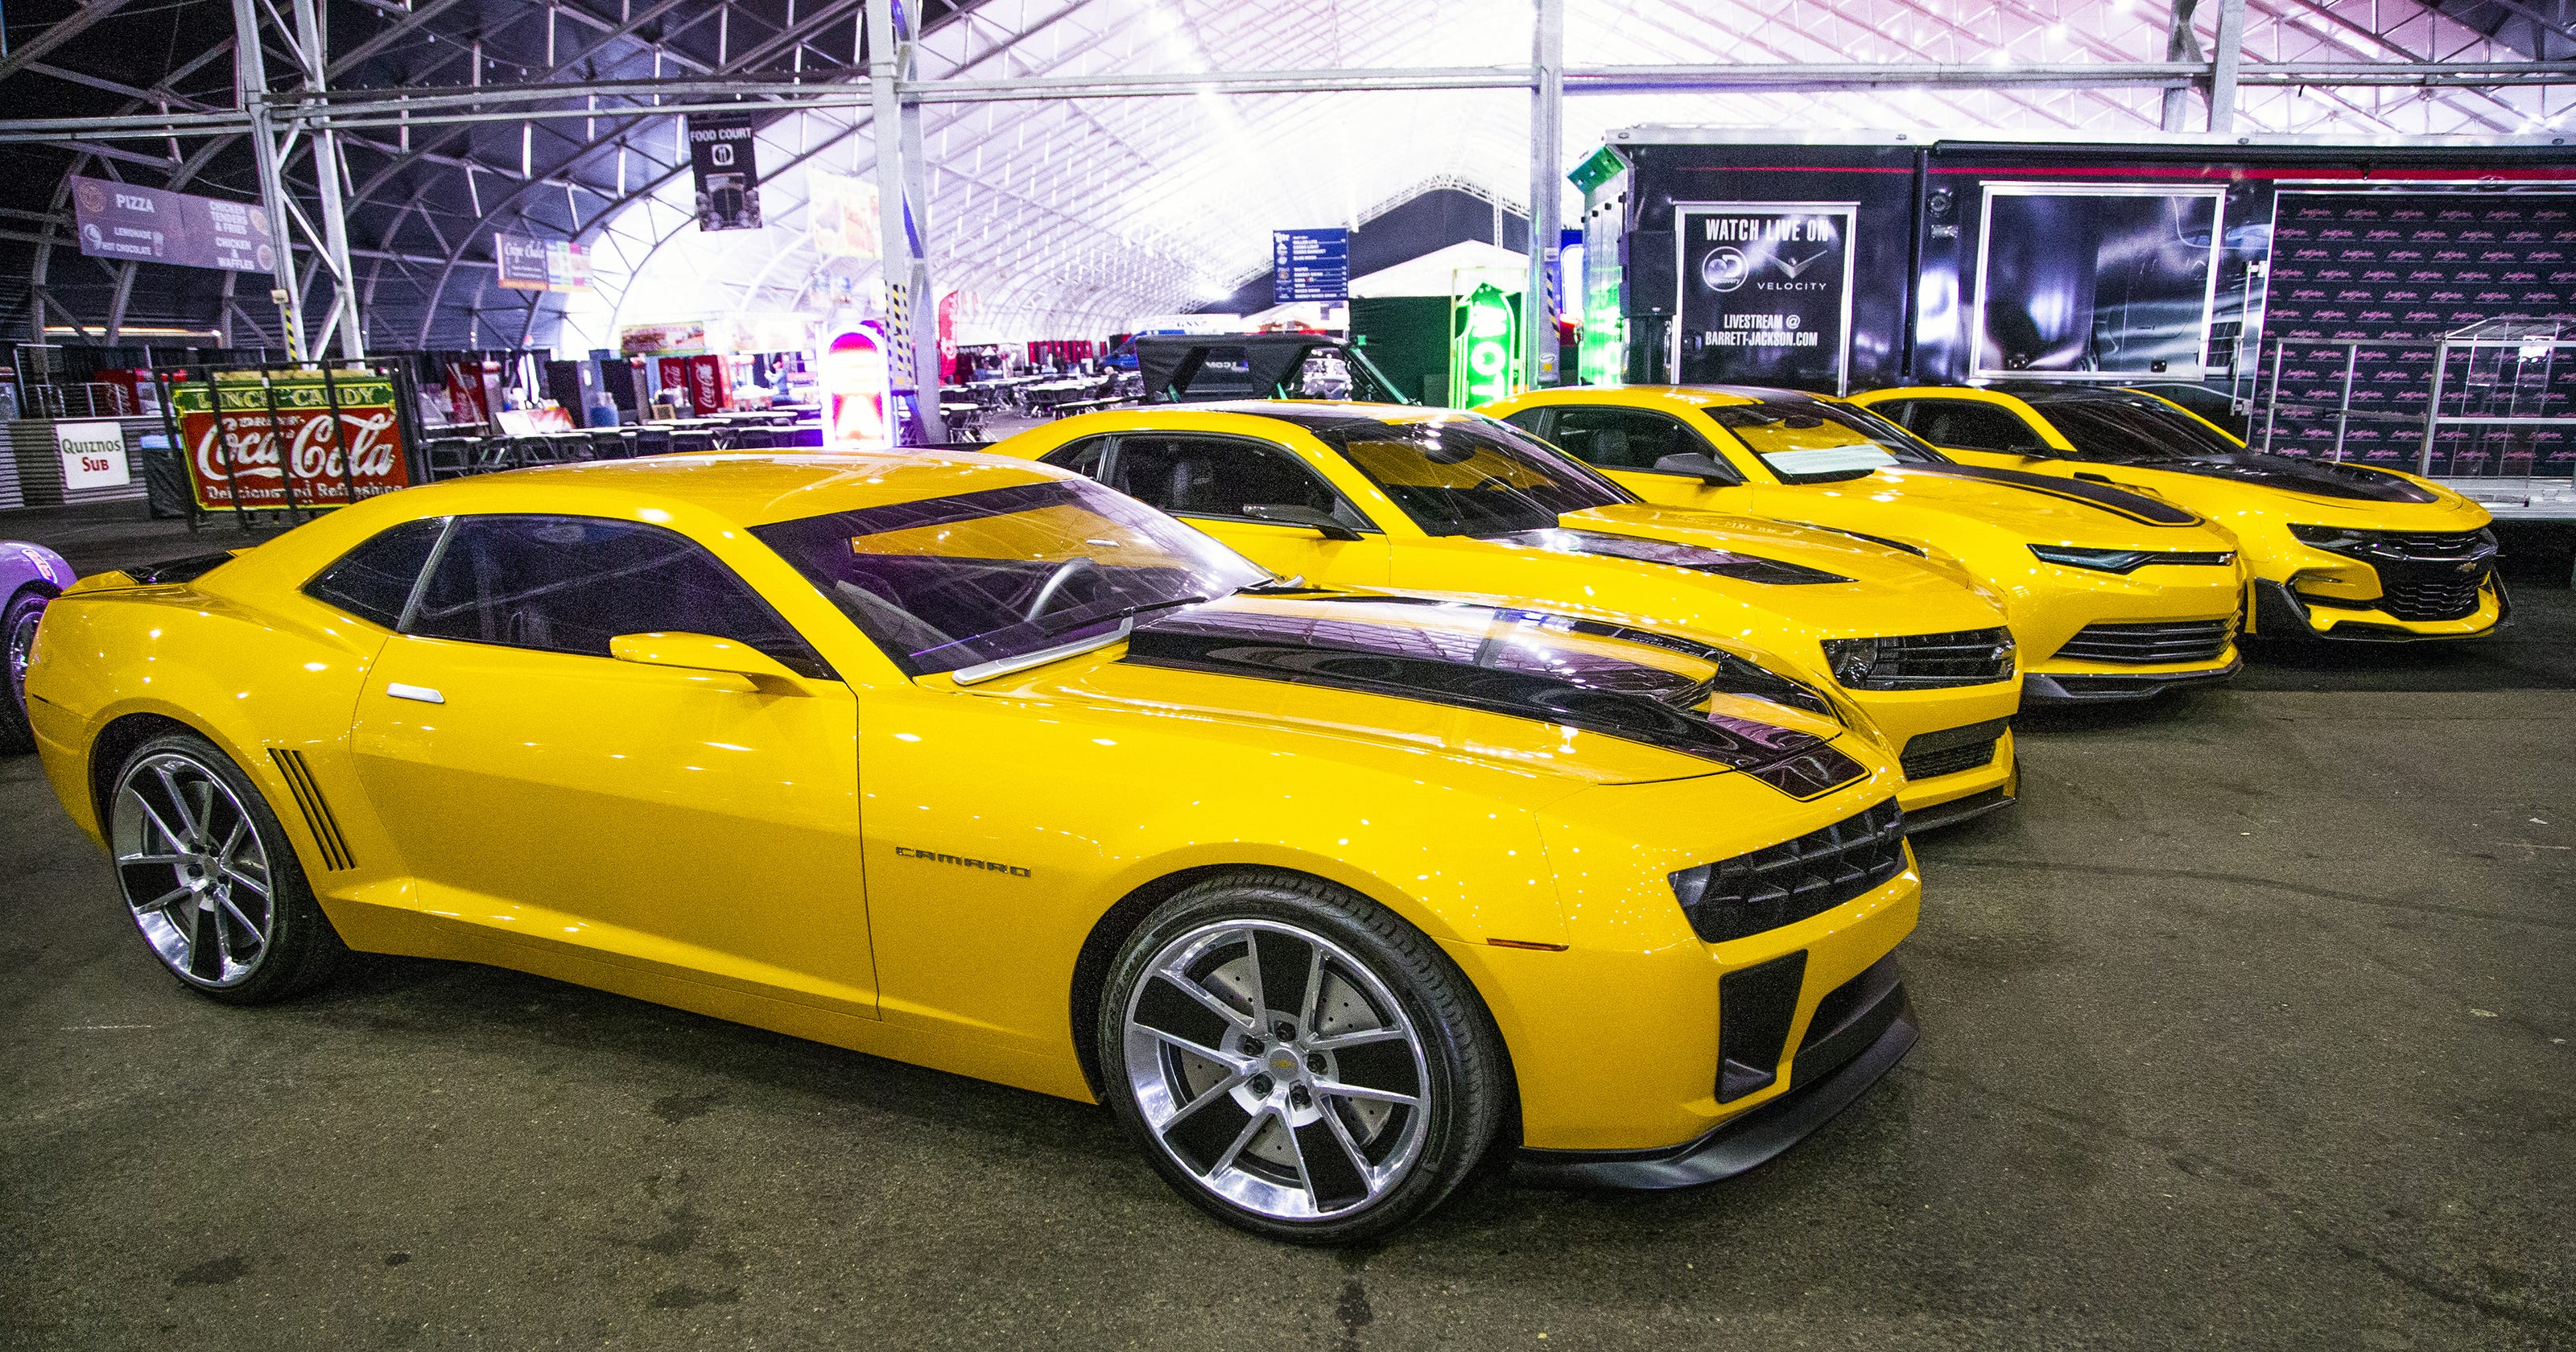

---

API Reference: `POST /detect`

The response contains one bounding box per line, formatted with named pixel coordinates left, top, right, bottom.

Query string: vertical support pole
left=2330, top=341, right=2357, bottom=463
left=2160, top=0, right=2202, bottom=134
left=868, top=0, right=943, bottom=443
left=231, top=0, right=307, bottom=361
left=1525, top=0, right=1564, bottom=390
left=2259, top=337, right=2284, bottom=454
left=290, top=0, right=366, bottom=358
left=902, top=88, right=947, bottom=441
left=2419, top=340, right=2450, bottom=476
left=2208, top=0, right=2248, bottom=134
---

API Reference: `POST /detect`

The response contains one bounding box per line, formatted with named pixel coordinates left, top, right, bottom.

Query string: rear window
left=302, top=517, right=445, bottom=629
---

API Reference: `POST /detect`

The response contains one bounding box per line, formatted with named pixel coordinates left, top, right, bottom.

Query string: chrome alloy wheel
left=4, top=596, right=39, bottom=698
left=1121, top=919, right=1433, bottom=1222
left=110, top=752, right=275, bottom=987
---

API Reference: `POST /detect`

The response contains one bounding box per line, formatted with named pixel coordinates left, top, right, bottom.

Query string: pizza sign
left=170, top=371, right=411, bottom=510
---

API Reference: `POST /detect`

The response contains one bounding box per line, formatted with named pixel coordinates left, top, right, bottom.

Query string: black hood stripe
left=1900, top=464, right=2202, bottom=526
left=1121, top=607, right=1868, bottom=799
left=2154, top=453, right=2440, bottom=503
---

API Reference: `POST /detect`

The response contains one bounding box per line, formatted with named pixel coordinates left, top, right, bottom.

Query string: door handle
left=386, top=682, right=445, bottom=705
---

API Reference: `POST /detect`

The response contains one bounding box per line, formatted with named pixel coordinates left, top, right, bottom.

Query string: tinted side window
left=409, top=515, right=832, bottom=678
left=1906, top=400, right=2051, bottom=453
left=1108, top=435, right=1360, bottom=527
left=1547, top=407, right=1731, bottom=476
left=303, top=517, right=445, bottom=629
left=1040, top=435, right=1112, bottom=477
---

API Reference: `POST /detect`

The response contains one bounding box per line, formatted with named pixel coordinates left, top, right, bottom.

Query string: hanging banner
left=619, top=321, right=709, bottom=357
left=687, top=113, right=764, bottom=232
left=68, top=175, right=272, bottom=273
left=171, top=371, right=411, bottom=511
left=807, top=169, right=881, bottom=258
left=494, top=233, right=592, bottom=292
left=1672, top=202, right=1856, bottom=394
left=1273, top=228, right=1351, bottom=304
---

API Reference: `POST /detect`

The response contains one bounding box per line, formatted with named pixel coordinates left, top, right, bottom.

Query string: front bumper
left=2248, top=576, right=2511, bottom=642
left=1515, top=956, right=1918, bottom=1189
left=2023, top=655, right=2243, bottom=704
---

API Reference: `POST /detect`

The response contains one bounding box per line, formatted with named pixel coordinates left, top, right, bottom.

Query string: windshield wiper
left=1030, top=594, right=1215, bottom=641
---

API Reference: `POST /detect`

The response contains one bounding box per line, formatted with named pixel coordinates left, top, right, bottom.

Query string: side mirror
left=609, top=632, right=808, bottom=690
left=1241, top=504, right=1362, bottom=541
left=1652, top=452, right=1739, bottom=486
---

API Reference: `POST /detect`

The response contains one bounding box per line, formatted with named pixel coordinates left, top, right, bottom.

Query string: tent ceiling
left=0, top=0, right=2563, bottom=350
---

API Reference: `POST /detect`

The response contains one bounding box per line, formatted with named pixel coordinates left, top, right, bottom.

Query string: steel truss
left=2, top=0, right=2570, bottom=354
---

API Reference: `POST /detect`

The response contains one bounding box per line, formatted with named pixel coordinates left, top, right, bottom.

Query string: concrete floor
left=2, top=505, right=2570, bottom=1350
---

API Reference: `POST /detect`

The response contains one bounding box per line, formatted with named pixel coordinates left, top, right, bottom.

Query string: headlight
left=2286, top=523, right=2371, bottom=554
left=2029, top=545, right=2155, bottom=573
left=1822, top=637, right=1881, bottom=686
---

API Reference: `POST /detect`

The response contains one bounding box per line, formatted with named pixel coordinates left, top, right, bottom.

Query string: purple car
left=2, top=540, right=73, bottom=755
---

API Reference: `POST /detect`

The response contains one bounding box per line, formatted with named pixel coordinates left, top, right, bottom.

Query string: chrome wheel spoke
left=1137, top=1022, right=1249, bottom=1071
left=217, top=894, right=264, bottom=950
left=1247, top=928, right=1317, bottom=1034
left=1307, top=1027, right=1406, bottom=1053
left=185, top=901, right=225, bottom=979
left=219, top=862, right=269, bottom=897
left=124, top=789, right=188, bottom=857
left=117, top=852, right=188, bottom=868
left=1313, top=1078, right=1421, bottom=1109
left=1205, top=1106, right=1272, bottom=1177
left=153, top=765, right=205, bottom=845
left=1319, top=1098, right=1384, bottom=1194
left=133, top=884, right=190, bottom=917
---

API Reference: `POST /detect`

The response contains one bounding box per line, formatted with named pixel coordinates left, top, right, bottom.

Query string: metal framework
left=2, top=0, right=2570, bottom=357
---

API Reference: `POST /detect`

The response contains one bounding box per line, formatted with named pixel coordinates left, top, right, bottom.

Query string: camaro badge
left=894, top=845, right=1031, bottom=878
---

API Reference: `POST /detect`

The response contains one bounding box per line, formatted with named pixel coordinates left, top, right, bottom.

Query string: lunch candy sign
left=170, top=371, right=411, bottom=510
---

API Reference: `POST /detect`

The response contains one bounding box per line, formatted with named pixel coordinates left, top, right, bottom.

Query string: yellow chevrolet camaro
left=27, top=451, right=1922, bottom=1243
left=1851, top=384, right=2506, bottom=641
left=987, top=404, right=2025, bottom=828
left=1484, top=385, right=2254, bottom=704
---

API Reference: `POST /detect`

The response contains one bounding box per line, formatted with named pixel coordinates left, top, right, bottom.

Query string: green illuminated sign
left=1448, top=282, right=1521, bottom=408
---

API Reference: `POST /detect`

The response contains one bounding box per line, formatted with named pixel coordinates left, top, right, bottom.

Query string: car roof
left=1539, top=384, right=1831, bottom=409
left=369, top=450, right=1070, bottom=529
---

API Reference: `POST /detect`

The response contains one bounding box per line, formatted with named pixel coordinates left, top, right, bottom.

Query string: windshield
left=2039, top=399, right=2237, bottom=463
left=751, top=477, right=1271, bottom=676
left=1315, top=415, right=1630, bottom=537
left=1703, top=401, right=1947, bottom=481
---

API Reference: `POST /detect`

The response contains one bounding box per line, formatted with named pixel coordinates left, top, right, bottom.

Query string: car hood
left=1857, top=464, right=2223, bottom=543
left=2144, top=452, right=2444, bottom=505
left=980, top=593, right=1875, bottom=796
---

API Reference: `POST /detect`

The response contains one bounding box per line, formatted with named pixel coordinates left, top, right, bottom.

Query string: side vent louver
left=268, top=748, right=355, bottom=872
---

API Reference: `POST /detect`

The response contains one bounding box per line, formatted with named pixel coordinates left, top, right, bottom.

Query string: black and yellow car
left=1850, top=385, right=2506, bottom=642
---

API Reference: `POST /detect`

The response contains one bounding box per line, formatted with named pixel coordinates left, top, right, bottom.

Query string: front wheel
left=1098, top=872, right=1507, bottom=1243
left=0, top=587, right=48, bottom=755
left=107, top=732, right=346, bottom=1004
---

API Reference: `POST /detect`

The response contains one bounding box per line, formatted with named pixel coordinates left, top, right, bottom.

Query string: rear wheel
left=108, top=732, right=345, bottom=1004
left=1099, top=872, right=1505, bottom=1243
left=0, top=587, right=47, bottom=755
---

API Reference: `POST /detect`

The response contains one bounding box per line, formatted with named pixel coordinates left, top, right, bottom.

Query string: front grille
left=1828, top=628, right=2014, bottom=690
left=2354, top=570, right=2487, bottom=621
left=2343, top=529, right=2491, bottom=561
left=1670, top=798, right=1908, bottom=944
left=1901, top=733, right=1999, bottom=781
left=2054, top=618, right=2235, bottom=666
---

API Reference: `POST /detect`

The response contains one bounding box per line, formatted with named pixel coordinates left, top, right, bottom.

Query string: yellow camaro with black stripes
left=988, top=403, right=2026, bottom=828
left=25, top=450, right=1921, bottom=1243
left=1484, top=385, right=2252, bottom=704
left=1851, top=383, right=2506, bottom=641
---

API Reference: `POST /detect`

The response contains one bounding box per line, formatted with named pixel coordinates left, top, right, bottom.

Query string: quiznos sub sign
left=55, top=420, right=130, bottom=492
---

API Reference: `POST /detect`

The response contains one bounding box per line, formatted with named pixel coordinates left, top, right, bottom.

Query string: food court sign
left=170, top=371, right=411, bottom=511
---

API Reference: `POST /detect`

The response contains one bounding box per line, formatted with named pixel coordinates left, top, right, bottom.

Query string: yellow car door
left=1045, top=430, right=1393, bottom=587
left=348, top=513, right=877, bottom=1012
left=1498, top=402, right=1766, bottom=516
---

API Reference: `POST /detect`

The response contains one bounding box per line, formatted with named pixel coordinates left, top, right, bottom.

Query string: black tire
left=1097, top=870, right=1507, bottom=1244
left=106, top=731, right=347, bottom=1004
left=0, top=587, right=47, bottom=756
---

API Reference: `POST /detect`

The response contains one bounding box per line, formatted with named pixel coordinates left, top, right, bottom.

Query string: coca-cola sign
left=170, top=370, right=411, bottom=510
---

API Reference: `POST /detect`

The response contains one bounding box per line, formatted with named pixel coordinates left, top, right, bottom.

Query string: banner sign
left=2260, top=192, right=2576, bottom=477
left=171, top=371, right=411, bottom=511
left=56, top=420, right=131, bottom=492
left=1273, top=228, right=1351, bottom=304
left=1673, top=202, right=1856, bottom=393
left=619, top=321, right=708, bottom=357
left=1448, top=282, right=1521, bottom=409
left=494, top=233, right=591, bottom=292
left=69, top=175, right=272, bottom=274
left=807, top=169, right=881, bottom=258
left=687, top=113, right=764, bottom=232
